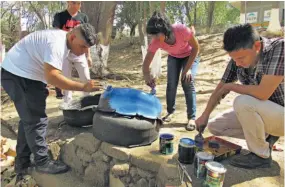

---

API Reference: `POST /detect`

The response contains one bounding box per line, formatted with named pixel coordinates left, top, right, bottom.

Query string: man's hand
left=181, top=70, right=192, bottom=83
left=143, top=71, right=156, bottom=88
left=87, top=57, right=92, bottom=68
left=83, top=80, right=102, bottom=92
left=195, top=113, right=209, bottom=133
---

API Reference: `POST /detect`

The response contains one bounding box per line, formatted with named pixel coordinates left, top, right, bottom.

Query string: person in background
left=143, top=11, right=200, bottom=131
left=195, top=24, right=284, bottom=169
left=53, top=1, right=92, bottom=102
left=1, top=23, right=101, bottom=183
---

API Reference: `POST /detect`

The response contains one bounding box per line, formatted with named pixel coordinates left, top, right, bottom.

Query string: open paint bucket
left=178, top=138, right=196, bottom=164
left=159, top=133, right=174, bottom=155
left=194, top=152, right=214, bottom=179
left=203, top=161, right=227, bottom=187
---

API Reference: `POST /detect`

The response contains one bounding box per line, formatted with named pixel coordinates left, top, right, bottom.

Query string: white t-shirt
left=1, top=29, right=70, bottom=83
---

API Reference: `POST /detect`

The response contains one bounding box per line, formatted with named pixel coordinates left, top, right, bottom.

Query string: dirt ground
left=1, top=34, right=284, bottom=187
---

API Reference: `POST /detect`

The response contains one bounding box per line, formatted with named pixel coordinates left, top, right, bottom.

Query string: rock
left=100, top=142, right=130, bottom=161
left=84, top=161, right=110, bottom=187
left=137, top=168, right=155, bottom=179
left=129, top=167, right=138, bottom=178
left=13, top=175, right=37, bottom=187
left=129, top=183, right=135, bottom=187
left=92, top=150, right=104, bottom=162
left=49, top=142, right=61, bottom=160
left=133, top=175, right=141, bottom=183
left=77, top=148, right=92, bottom=163
left=73, top=133, right=101, bottom=153
left=157, top=163, right=181, bottom=186
left=121, top=176, right=131, bottom=184
left=149, top=178, right=156, bottom=187
left=102, top=154, right=112, bottom=163
left=136, top=178, right=148, bottom=187
left=130, top=155, right=161, bottom=172
left=109, top=173, right=125, bottom=187
left=61, top=142, right=84, bottom=175
left=111, top=163, right=130, bottom=177
left=61, top=141, right=77, bottom=166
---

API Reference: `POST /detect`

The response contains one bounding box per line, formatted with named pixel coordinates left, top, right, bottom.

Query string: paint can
left=194, top=152, right=214, bottom=179
left=159, top=133, right=174, bottom=155
left=178, top=138, right=196, bottom=164
left=203, top=161, right=227, bottom=187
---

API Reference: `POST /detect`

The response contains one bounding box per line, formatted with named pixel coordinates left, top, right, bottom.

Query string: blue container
left=178, top=138, right=196, bottom=164
left=159, top=133, right=174, bottom=155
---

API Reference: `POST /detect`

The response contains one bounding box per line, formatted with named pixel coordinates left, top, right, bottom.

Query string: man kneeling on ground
left=195, top=23, right=284, bottom=169
left=1, top=23, right=102, bottom=182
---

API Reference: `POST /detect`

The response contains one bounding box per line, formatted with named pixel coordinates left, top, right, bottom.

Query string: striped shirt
left=221, top=37, right=284, bottom=106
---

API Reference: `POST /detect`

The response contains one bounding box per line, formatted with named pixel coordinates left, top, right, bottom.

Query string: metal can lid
left=160, top=133, right=174, bottom=140
left=196, top=152, right=214, bottom=160
left=205, top=161, right=227, bottom=173
left=179, top=138, right=195, bottom=147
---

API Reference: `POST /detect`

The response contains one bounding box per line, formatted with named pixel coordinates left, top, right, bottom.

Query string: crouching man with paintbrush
left=195, top=23, right=284, bottom=169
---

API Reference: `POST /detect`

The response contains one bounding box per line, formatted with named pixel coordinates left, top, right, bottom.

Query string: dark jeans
left=1, top=68, right=49, bottom=173
left=55, top=87, right=63, bottom=97
left=166, top=55, right=200, bottom=120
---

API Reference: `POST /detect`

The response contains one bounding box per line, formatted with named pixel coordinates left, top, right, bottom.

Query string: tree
left=206, top=1, right=215, bottom=32
left=81, top=1, right=117, bottom=77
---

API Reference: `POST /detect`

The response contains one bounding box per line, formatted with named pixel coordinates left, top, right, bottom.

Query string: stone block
left=100, top=142, right=131, bottom=161
left=111, top=163, right=130, bottom=177
left=73, top=133, right=101, bottom=153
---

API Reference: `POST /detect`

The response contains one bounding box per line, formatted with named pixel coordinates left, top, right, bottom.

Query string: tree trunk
left=81, top=1, right=117, bottom=77
left=160, top=2, right=166, bottom=14
left=137, top=2, right=144, bottom=46
left=184, top=1, right=192, bottom=26
left=207, top=1, right=215, bottom=33
left=194, top=2, right=197, bottom=26
left=28, top=2, right=47, bottom=29
left=149, top=1, right=154, bottom=16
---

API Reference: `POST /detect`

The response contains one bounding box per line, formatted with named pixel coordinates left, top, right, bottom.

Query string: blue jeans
left=166, top=55, right=200, bottom=120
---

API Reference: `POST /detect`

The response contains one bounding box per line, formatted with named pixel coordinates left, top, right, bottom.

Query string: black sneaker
left=36, top=160, right=69, bottom=174
left=229, top=152, right=272, bottom=169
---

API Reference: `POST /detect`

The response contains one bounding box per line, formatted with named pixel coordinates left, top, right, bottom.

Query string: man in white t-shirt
left=1, top=23, right=101, bottom=182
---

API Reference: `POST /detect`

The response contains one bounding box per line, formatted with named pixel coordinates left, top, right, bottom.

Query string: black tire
left=93, top=111, right=159, bottom=147
left=63, top=109, right=95, bottom=127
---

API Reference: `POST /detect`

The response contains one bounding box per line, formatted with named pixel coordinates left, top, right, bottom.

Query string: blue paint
left=100, top=87, right=162, bottom=119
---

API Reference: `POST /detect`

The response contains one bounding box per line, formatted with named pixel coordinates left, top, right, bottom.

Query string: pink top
left=148, top=24, right=193, bottom=58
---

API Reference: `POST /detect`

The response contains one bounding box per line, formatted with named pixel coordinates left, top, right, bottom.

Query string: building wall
left=242, top=1, right=284, bottom=27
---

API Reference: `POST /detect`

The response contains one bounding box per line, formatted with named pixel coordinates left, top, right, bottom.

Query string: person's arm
left=195, top=59, right=238, bottom=131
left=223, top=75, right=283, bottom=100
left=182, top=36, right=199, bottom=75
left=142, top=51, right=155, bottom=74
left=44, top=63, right=101, bottom=92
left=142, top=51, right=155, bottom=87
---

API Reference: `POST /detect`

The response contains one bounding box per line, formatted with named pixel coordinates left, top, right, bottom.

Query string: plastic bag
left=141, top=45, right=162, bottom=79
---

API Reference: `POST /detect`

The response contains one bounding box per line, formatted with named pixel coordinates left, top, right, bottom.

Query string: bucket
left=178, top=138, right=196, bottom=164
left=159, top=133, right=174, bottom=155
left=194, top=152, right=214, bottom=179
left=203, top=161, right=227, bottom=187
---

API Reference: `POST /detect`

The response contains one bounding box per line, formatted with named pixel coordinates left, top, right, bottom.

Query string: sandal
left=162, top=113, right=174, bottom=122
left=185, top=120, right=196, bottom=131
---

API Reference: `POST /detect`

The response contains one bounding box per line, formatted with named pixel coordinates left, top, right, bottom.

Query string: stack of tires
left=93, top=86, right=162, bottom=148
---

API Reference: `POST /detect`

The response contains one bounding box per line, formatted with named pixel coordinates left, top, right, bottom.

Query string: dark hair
left=77, top=23, right=98, bottom=46
left=146, top=11, right=172, bottom=38
left=223, top=23, right=260, bottom=52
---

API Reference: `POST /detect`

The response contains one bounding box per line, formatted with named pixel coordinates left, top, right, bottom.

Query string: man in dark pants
left=53, top=1, right=92, bottom=100
left=1, top=23, right=101, bottom=183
